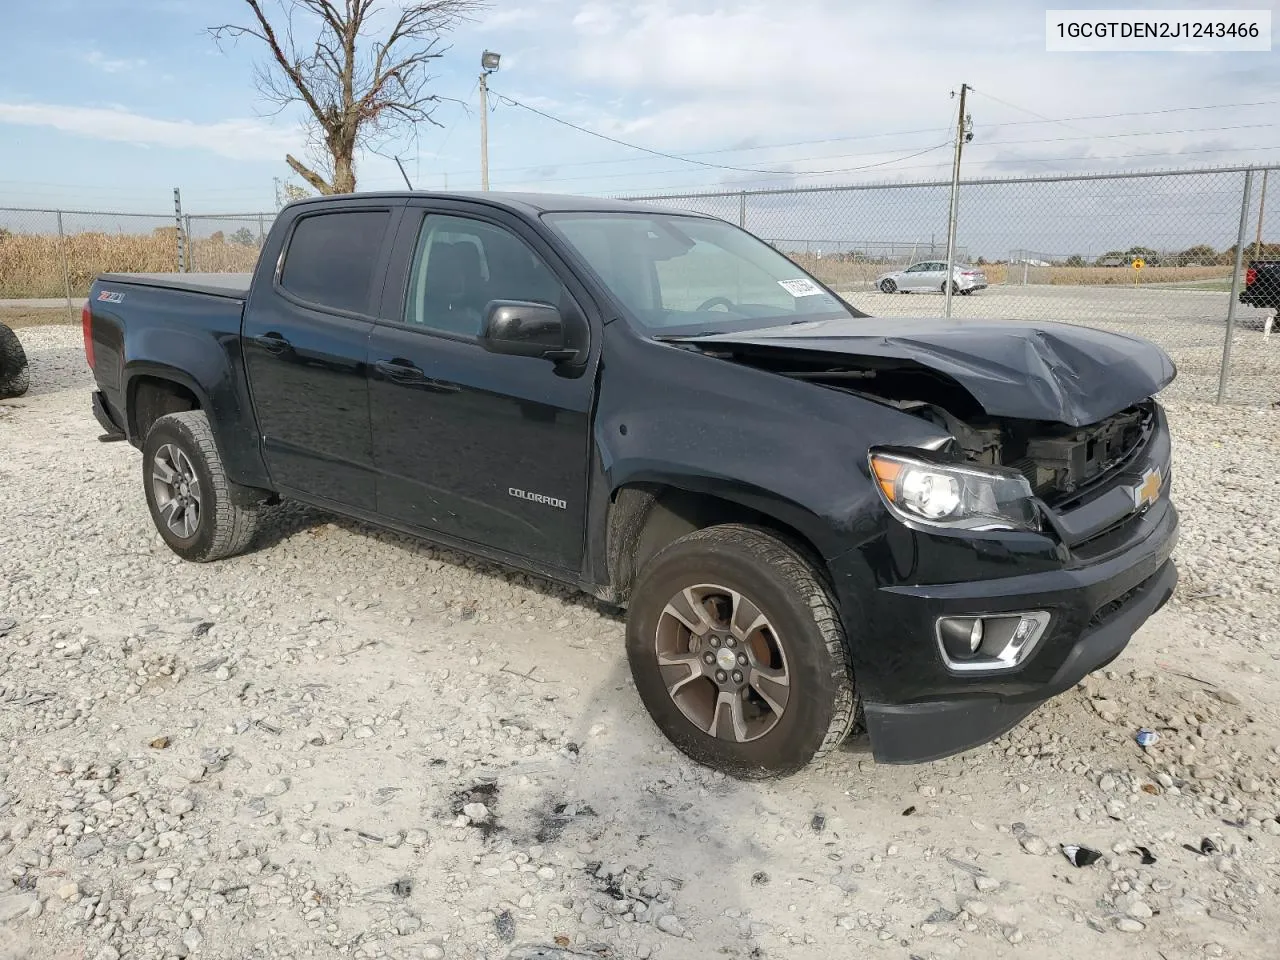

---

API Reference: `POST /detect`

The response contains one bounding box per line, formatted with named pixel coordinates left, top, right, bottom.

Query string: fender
left=122, top=339, right=270, bottom=492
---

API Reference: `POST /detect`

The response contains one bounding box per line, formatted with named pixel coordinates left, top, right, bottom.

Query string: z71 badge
left=97, top=290, right=125, bottom=303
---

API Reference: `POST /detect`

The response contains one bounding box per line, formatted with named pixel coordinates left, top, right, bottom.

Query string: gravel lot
left=2, top=324, right=1279, bottom=960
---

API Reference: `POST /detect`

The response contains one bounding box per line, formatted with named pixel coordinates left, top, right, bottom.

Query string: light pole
left=479, top=50, right=501, bottom=191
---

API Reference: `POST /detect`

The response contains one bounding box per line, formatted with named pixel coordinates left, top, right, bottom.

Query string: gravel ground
left=2, top=324, right=1279, bottom=960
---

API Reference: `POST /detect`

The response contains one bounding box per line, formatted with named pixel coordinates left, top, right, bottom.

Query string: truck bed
left=98, top=272, right=252, bottom=300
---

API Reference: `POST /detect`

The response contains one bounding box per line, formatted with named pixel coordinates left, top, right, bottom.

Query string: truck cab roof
left=283, top=191, right=703, bottom=219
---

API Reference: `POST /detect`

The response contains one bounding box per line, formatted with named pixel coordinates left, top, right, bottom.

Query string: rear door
left=366, top=201, right=598, bottom=570
left=242, top=203, right=401, bottom=510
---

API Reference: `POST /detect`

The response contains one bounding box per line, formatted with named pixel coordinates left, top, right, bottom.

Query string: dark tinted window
left=281, top=211, right=391, bottom=314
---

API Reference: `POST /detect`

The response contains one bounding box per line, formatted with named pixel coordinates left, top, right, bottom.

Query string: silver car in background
left=876, top=261, right=988, bottom=295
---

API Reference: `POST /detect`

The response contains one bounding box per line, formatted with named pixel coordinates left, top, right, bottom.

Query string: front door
left=900, top=263, right=929, bottom=291
left=367, top=206, right=597, bottom=570
left=242, top=205, right=398, bottom=511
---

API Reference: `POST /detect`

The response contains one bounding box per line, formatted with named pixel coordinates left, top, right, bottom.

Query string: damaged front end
left=669, top=323, right=1174, bottom=546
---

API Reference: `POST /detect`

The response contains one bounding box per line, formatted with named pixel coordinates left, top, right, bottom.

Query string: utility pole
left=943, top=83, right=972, bottom=320
left=479, top=50, right=501, bottom=191
left=1254, top=167, right=1269, bottom=262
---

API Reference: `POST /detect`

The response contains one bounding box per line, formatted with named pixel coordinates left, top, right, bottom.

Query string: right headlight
left=869, top=450, right=1041, bottom=532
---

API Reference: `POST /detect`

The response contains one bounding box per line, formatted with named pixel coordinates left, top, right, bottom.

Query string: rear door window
left=280, top=210, right=391, bottom=314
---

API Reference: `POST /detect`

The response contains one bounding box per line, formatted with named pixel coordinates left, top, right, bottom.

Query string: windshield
left=544, top=212, right=860, bottom=335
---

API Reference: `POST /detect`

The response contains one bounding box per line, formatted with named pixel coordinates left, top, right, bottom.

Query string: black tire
left=941, top=281, right=958, bottom=295
left=0, top=323, right=29, bottom=399
left=142, top=410, right=260, bottom=562
left=879, top=279, right=897, bottom=294
left=625, top=524, right=856, bottom=779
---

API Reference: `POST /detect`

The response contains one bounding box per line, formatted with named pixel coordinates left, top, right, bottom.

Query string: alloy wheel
left=654, top=583, right=791, bottom=742
left=150, top=443, right=202, bottom=539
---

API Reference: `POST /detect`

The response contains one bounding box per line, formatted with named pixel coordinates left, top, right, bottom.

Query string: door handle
left=373, top=359, right=460, bottom=393
left=253, top=332, right=290, bottom=355
left=374, top=359, right=427, bottom=383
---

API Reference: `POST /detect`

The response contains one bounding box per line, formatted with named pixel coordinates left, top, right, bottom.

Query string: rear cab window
left=280, top=210, right=391, bottom=314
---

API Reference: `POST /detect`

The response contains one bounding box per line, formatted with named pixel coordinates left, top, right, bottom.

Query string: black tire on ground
left=941, top=281, right=958, bottom=295
left=879, top=279, right=897, bottom=294
left=142, top=410, right=260, bottom=562
left=0, top=323, right=30, bottom=399
left=625, top=524, right=857, bottom=779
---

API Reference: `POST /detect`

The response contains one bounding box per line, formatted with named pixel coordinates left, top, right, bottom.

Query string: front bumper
left=830, top=414, right=1180, bottom=764
left=861, top=557, right=1176, bottom=763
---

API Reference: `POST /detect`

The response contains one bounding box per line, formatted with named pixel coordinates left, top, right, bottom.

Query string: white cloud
left=493, top=0, right=1278, bottom=185
left=0, top=102, right=303, bottom=162
left=84, top=51, right=149, bottom=74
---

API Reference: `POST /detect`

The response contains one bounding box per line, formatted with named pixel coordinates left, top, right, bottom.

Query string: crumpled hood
left=669, top=316, right=1176, bottom=426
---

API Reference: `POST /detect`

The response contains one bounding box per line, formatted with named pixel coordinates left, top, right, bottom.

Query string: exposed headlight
left=869, top=450, right=1041, bottom=532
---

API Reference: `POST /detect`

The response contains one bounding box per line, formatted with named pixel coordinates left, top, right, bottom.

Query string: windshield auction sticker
left=778, top=278, right=824, bottom=297
left=1046, top=9, right=1271, bottom=51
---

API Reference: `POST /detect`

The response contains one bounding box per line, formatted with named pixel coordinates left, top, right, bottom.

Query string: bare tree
left=211, top=0, right=485, bottom=194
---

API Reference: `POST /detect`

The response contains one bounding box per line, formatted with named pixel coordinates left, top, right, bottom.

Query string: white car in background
left=876, top=261, right=988, bottom=295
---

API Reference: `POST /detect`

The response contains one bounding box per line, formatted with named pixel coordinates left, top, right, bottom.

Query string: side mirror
left=480, top=300, right=577, bottom=362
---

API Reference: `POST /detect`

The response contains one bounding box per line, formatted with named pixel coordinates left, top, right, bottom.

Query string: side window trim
left=274, top=205, right=402, bottom=320
left=381, top=207, right=587, bottom=343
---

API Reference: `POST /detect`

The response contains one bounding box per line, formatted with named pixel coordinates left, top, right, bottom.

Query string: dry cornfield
left=0, top=228, right=1241, bottom=300
left=0, top=229, right=259, bottom=299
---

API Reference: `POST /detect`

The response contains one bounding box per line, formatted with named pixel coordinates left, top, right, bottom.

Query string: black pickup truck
left=84, top=192, right=1179, bottom=777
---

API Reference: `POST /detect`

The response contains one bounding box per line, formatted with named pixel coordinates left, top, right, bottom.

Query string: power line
left=489, top=89, right=953, bottom=177
left=968, top=88, right=1094, bottom=137
left=603, top=145, right=1280, bottom=196
left=978, top=121, right=1278, bottom=147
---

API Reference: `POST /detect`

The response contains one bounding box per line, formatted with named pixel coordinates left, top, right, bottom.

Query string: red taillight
left=82, top=301, right=95, bottom=369
left=1245, top=267, right=1258, bottom=286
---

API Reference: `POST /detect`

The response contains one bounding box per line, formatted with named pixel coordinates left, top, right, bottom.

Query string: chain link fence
left=630, top=165, right=1279, bottom=406
left=1, top=164, right=1276, bottom=403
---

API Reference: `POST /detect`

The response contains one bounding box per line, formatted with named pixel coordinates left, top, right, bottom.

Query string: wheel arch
left=127, top=370, right=205, bottom=444
left=605, top=479, right=835, bottom=606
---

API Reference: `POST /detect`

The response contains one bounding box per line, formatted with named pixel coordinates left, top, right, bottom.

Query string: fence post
left=1217, top=168, right=1254, bottom=404
left=258, top=214, right=265, bottom=245
left=185, top=215, right=193, bottom=272
left=174, top=188, right=185, bottom=273
left=738, top=191, right=746, bottom=228
left=55, top=211, right=73, bottom=318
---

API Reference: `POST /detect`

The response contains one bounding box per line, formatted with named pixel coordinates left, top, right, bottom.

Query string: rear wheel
left=879, top=279, right=897, bottom=294
left=625, top=524, right=856, bottom=779
left=142, top=410, right=260, bottom=562
left=0, top=323, right=29, bottom=399
left=941, top=281, right=959, bottom=295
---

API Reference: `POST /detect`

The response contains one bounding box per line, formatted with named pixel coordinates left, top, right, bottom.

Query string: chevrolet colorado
left=83, top=192, right=1179, bottom=778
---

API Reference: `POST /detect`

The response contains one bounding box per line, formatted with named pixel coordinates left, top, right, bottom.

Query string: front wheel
left=625, top=525, right=856, bottom=779
left=879, top=279, right=897, bottom=294
left=142, top=410, right=260, bottom=562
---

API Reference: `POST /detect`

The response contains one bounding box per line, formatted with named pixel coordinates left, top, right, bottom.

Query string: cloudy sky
left=0, top=0, right=1276, bottom=214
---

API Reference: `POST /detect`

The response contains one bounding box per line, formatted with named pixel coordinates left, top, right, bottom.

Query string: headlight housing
left=870, top=450, right=1041, bottom=532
